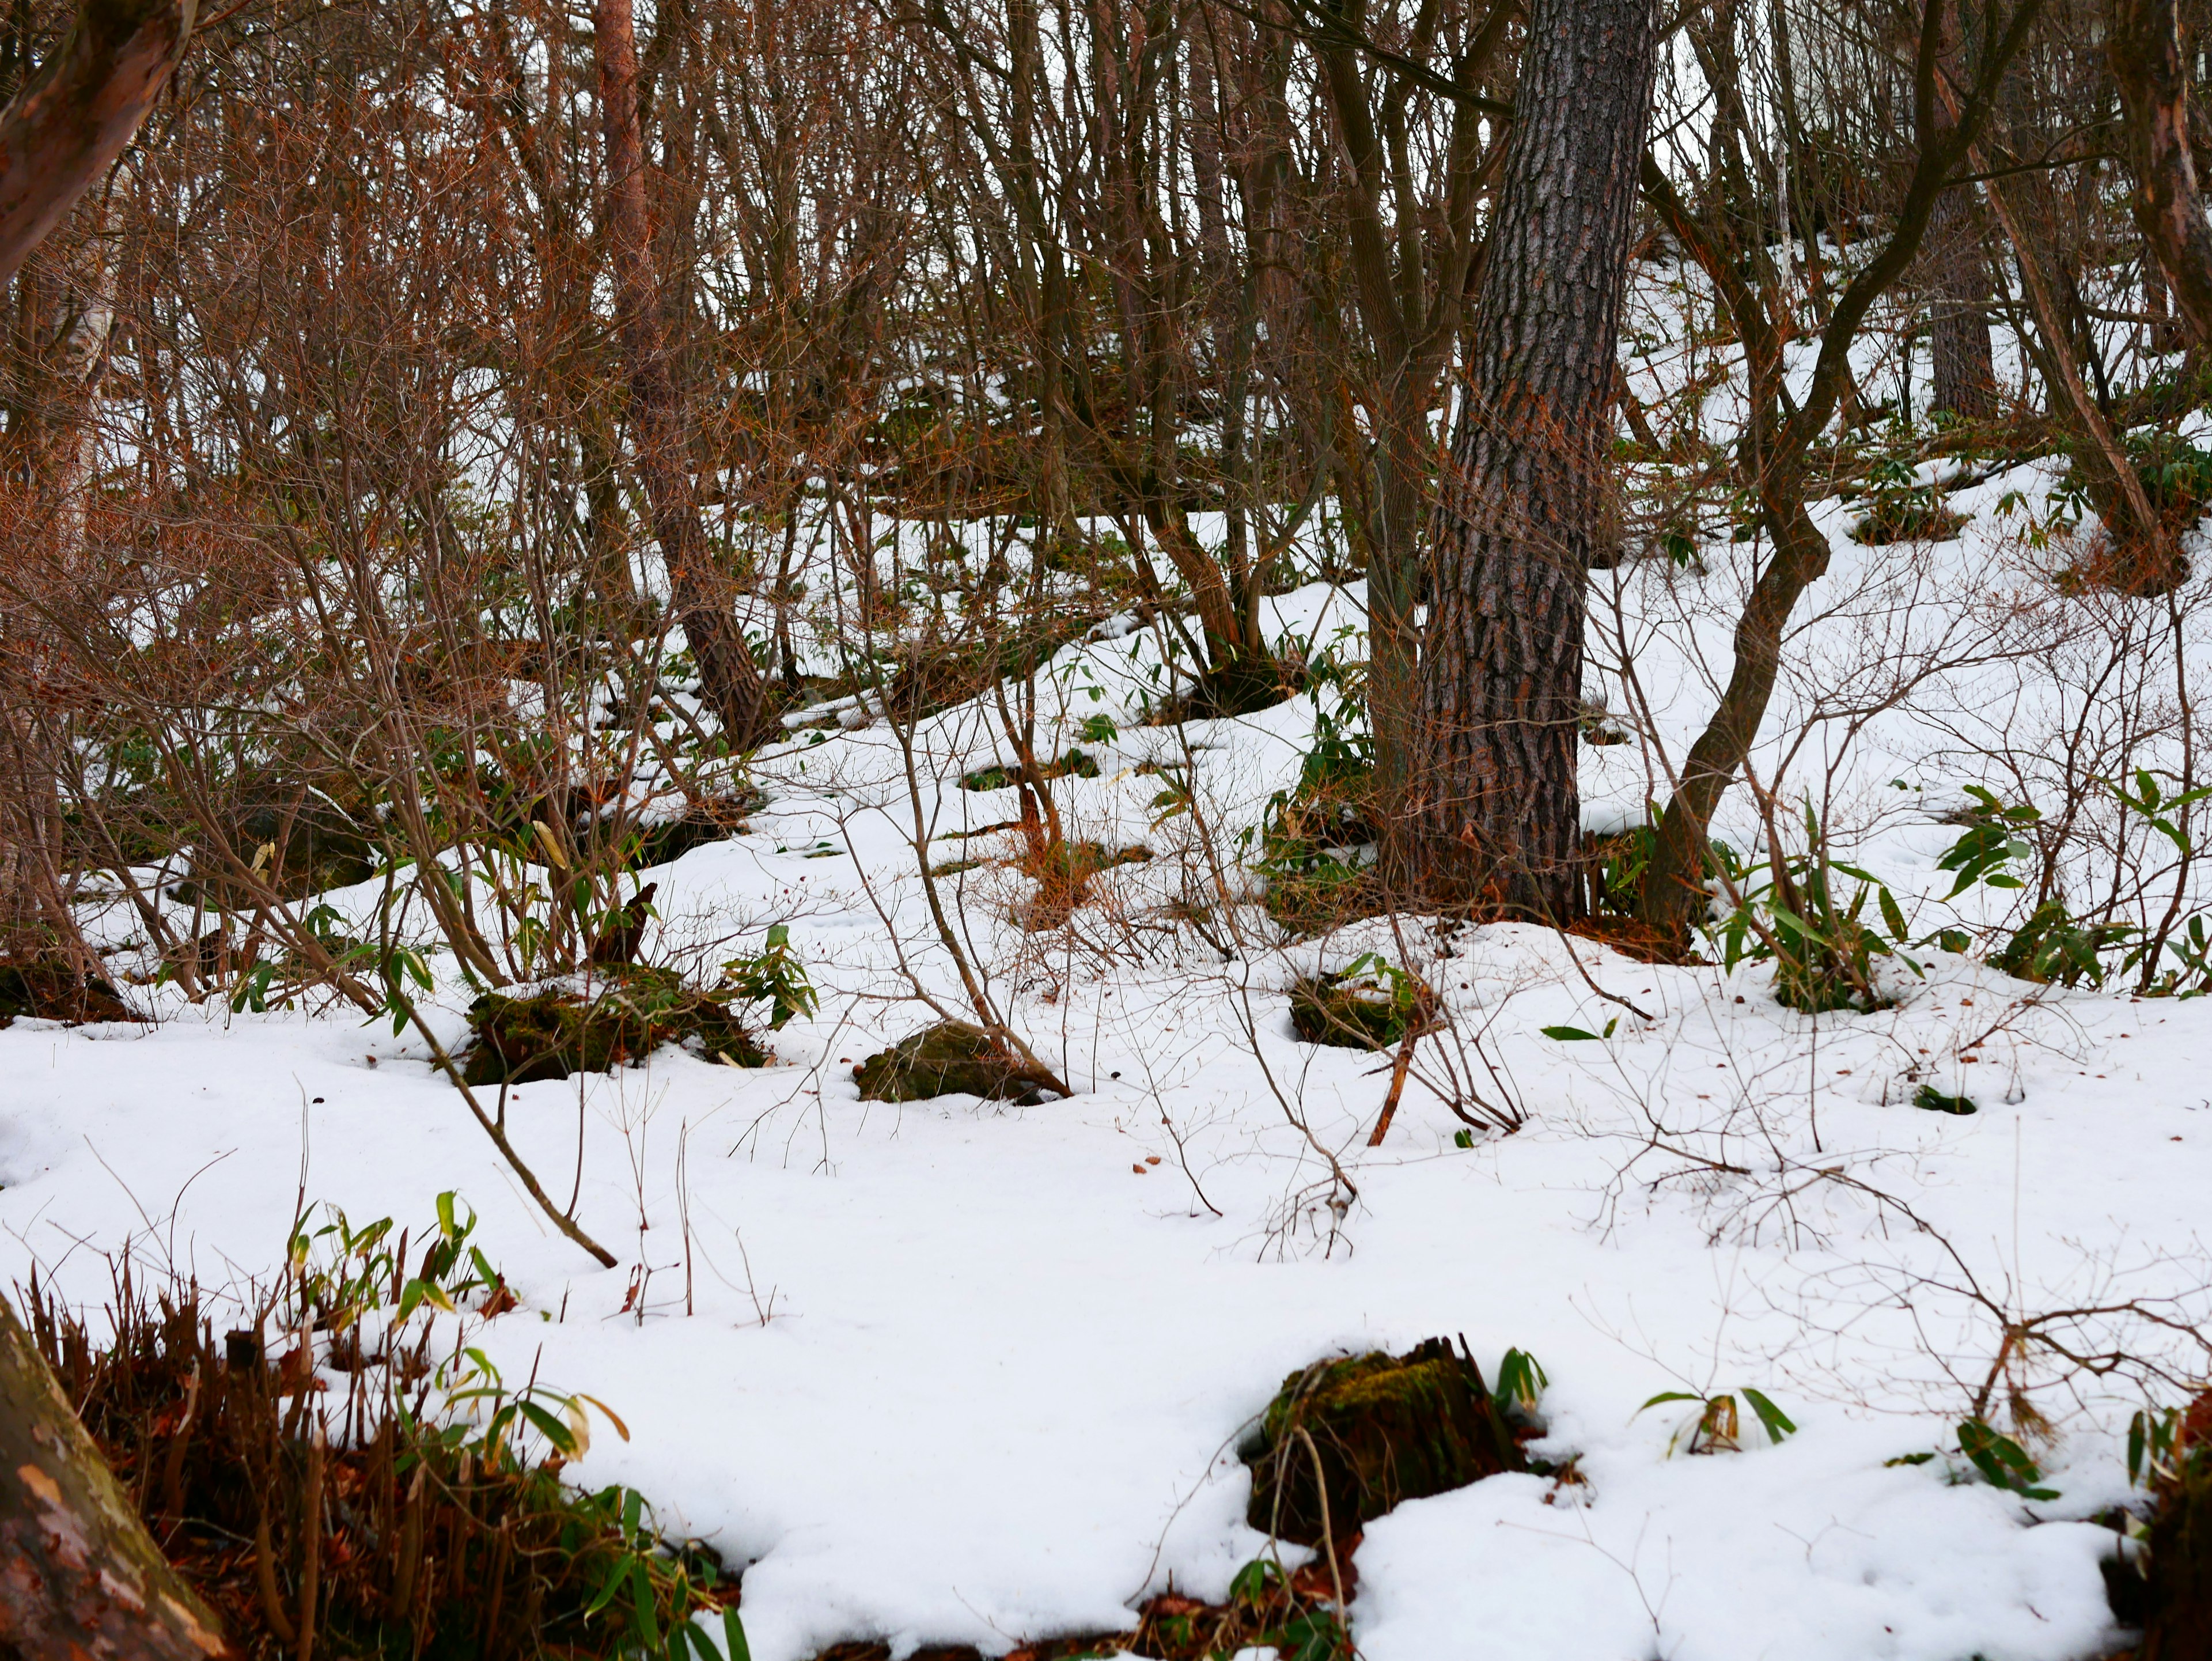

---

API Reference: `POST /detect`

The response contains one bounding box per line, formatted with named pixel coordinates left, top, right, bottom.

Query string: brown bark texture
left=594, top=0, right=769, bottom=748
left=0, top=0, right=195, bottom=287
left=1406, top=0, right=1657, bottom=916
left=1927, top=191, right=1998, bottom=418
left=2111, top=0, right=2212, bottom=349
left=1926, top=0, right=1996, bottom=419
left=0, top=1289, right=231, bottom=1660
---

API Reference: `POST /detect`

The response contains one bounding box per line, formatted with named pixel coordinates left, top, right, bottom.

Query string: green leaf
left=1958, top=1417, right=2057, bottom=1499
left=1637, top=1390, right=1704, bottom=1413
left=1878, top=887, right=1909, bottom=944
left=1542, top=1024, right=1603, bottom=1042
left=1742, top=1387, right=1797, bottom=1443
left=630, top=1559, right=661, bottom=1651
left=586, top=1556, right=630, bottom=1618
left=1229, top=1557, right=1286, bottom=1607
left=722, top=1609, right=753, bottom=1661
left=1885, top=1451, right=1937, bottom=1467
left=518, top=1398, right=578, bottom=1455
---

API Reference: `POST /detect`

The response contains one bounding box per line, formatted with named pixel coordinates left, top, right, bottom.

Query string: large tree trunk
left=1926, top=0, right=1997, bottom=420
left=1402, top=0, right=1656, bottom=917
left=594, top=0, right=768, bottom=748
left=1, top=1292, right=230, bottom=1659
left=0, top=0, right=194, bottom=286
left=2111, top=0, right=2212, bottom=349
left=1927, top=195, right=1997, bottom=419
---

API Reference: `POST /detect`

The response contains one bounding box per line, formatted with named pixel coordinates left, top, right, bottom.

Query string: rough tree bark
left=2111, top=0, right=2212, bottom=349
left=1309, top=0, right=1510, bottom=838
left=1926, top=0, right=1997, bottom=420
left=1, top=1292, right=230, bottom=1659
left=1403, top=0, right=1657, bottom=916
left=594, top=0, right=770, bottom=748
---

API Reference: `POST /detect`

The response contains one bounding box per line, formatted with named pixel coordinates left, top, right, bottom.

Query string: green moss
left=1288, top=963, right=1428, bottom=1049
left=959, top=749, right=1101, bottom=793
left=460, top=966, right=766, bottom=1087
left=1241, top=1338, right=1521, bottom=1546
left=851, top=1020, right=1060, bottom=1104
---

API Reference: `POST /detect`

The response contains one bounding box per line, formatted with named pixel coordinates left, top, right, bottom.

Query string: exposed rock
left=1241, top=1338, right=1522, bottom=1546
left=852, top=1020, right=1060, bottom=1104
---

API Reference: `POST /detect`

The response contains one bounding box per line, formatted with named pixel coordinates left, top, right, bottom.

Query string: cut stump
left=1241, top=1337, right=1522, bottom=1546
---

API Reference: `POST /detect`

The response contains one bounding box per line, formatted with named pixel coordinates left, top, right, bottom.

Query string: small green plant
left=1956, top=1417, right=2059, bottom=1500
left=719, top=924, right=817, bottom=1029
left=1250, top=655, right=1379, bottom=929
left=1711, top=804, right=1912, bottom=1013
left=1541, top=1016, right=1620, bottom=1042
left=1990, top=899, right=2133, bottom=988
left=1912, top=1084, right=1978, bottom=1115
left=1850, top=454, right=1967, bottom=545
left=1935, top=786, right=2040, bottom=898
left=1494, top=1348, right=1548, bottom=1425
left=2130, top=1405, right=2186, bottom=1488
left=1638, top=1386, right=1797, bottom=1455
left=287, top=1189, right=506, bottom=1335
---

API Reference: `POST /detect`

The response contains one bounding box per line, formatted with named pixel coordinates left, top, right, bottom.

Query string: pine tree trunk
left=594, top=0, right=768, bottom=748
left=1926, top=0, right=1996, bottom=421
left=1927, top=190, right=1998, bottom=419
left=1402, top=0, right=1656, bottom=916
left=1, top=1292, right=231, bottom=1659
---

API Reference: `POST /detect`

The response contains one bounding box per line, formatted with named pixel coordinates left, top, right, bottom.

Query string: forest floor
left=8, top=275, right=2208, bottom=1660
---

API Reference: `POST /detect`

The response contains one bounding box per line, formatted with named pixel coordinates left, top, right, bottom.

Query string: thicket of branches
left=3, top=0, right=2211, bottom=984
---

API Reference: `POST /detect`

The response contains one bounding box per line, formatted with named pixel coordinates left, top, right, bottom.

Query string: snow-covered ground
left=13, top=451, right=2212, bottom=1660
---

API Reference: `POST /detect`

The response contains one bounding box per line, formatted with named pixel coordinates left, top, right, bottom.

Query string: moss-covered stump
left=460, top=967, right=765, bottom=1087
left=1288, top=962, right=1431, bottom=1049
left=852, top=1020, right=1060, bottom=1105
left=0, top=959, right=139, bottom=1027
left=1241, top=1338, right=1522, bottom=1546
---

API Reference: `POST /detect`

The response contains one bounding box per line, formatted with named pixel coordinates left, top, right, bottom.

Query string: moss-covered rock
left=460, top=966, right=765, bottom=1087
left=0, top=959, right=139, bottom=1027
left=1241, top=1338, right=1522, bottom=1546
left=1288, top=962, right=1431, bottom=1049
left=851, top=1020, right=1059, bottom=1104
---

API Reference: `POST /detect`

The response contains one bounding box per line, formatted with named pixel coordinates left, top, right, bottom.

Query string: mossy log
left=852, top=1020, right=1060, bottom=1104
left=1241, top=1338, right=1522, bottom=1546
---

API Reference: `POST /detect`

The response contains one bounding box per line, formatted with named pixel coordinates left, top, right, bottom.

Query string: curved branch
left=0, top=0, right=197, bottom=286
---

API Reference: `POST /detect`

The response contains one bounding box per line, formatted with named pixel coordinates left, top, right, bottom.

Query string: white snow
left=13, top=334, right=2211, bottom=1657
